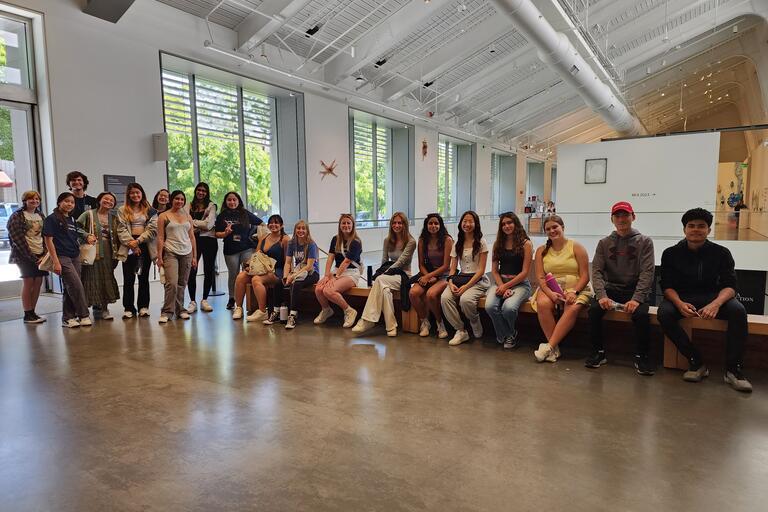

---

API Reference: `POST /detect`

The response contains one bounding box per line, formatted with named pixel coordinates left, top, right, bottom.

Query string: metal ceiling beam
left=460, top=77, right=568, bottom=126
left=235, top=0, right=314, bottom=52
left=322, top=0, right=445, bottom=85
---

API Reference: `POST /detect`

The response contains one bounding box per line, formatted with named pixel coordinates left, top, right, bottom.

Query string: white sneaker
left=342, top=307, right=358, bottom=328
left=232, top=306, right=243, bottom=320
left=79, top=317, right=93, bottom=327
left=352, top=319, right=376, bottom=334
left=101, top=309, right=114, bottom=320
left=534, top=343, right=560, bottom=363
left=62, top=318, right=80, bottom=328
left=186, top=301, right=197, bottom=314
left=138, top=308, right=150, bottom=317
left=469, top=318, right=483, bottom=338
left=158, top=315, right=169, bottom=324
left=314, top=307, right=334, bottom=324
left=246, top=309, right=268, bottom=323
left=386, top=327, right=397, bottom=337
left=418, top=319, right=431, bottom=337
left=122, top=310, right=134, bottom=319
left=437, top=321, right=449, bottom=339
left=179, top=311, right=191, bottom=320
left=200, top=299, right=213, bottom=312
left=448, top=330, right=470, bottom=346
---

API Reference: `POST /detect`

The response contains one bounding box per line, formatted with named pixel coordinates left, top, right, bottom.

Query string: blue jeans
left=484, top=281, right=532, bottom=342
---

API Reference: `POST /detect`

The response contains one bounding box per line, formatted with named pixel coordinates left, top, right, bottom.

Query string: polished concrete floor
left=1, top=296, right=767, bottom=512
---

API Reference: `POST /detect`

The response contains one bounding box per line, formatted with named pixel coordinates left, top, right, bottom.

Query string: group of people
left=7, top=171, right=753, bottom=392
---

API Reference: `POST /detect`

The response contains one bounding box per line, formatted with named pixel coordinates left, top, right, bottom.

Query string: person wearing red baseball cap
left=585, top=201, right=656, bottom=375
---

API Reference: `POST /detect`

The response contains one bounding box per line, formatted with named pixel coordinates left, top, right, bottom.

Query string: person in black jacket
left=657, top=208, right=751, bottom=392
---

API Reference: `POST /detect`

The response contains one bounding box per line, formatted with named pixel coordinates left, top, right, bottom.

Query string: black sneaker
left=503, top=330, right=519, bottom=349
left=23, top=312, right=45, bottom=324
left=634, top=354, right=655, bottom=376
left=584, top=350, right=607, bottom=368
left=262, top=310, right=280, bottom=325
left=226, top=298, right=236, bottom=310
left=285, top=314, right=296, bottom=329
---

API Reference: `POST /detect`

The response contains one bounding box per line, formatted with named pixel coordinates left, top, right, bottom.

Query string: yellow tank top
left=542, top=239, right=579, bottom=279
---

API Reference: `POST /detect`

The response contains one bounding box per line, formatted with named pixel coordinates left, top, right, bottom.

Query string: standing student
left=410, top=213, right=453, bottom=338
left=66, top=170, right=98, bottom=219
left=43, top=192, right=95, bottom=328
left=314, top=214, right=363, bottom=328
left=586, top=202, right=656, bottom=375
left=530, top=215, right=593, bottom=363
left=152, top=189, right=170, bottom=214
left=281, top=220, right=320, bottom=329
left=215, top=191, right=263, bottom=311
left=116, top=183, right=157, bottom=318
left=77, top=192, right=121, bottom=320
left=657, top=208, right=751, bottom=392
left=440, top=211, right=490, bottom=346
left=7, top=191, right=48, bottom=323
left=484, top=212, right=533, bottom=349
left=353, top=212, right=417, bottom=337
left=232, top=214, right=288, bottom=323
left=156, top=190, right=197, bottom=323
left=186, top=182, right=218, bottom=313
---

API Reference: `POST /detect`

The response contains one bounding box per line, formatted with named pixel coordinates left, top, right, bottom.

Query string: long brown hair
left=335, top=213, right=360, bottom=253
left=384, top=211, right=414, bottom=253
left=542, top=215, right=565, bottom=257
left=493, top=212, right=529, bottom=260
left=122, top=182, right=150, bottom=223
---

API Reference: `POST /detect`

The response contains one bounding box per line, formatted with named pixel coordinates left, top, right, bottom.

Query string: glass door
left=0, top=100, right=38, bottom=296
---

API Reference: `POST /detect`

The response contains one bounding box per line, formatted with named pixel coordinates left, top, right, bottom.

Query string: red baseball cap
left=611, top=201, right=634, bottom=215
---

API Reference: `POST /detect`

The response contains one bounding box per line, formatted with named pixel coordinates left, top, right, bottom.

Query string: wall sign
left=584, top=158, right=607, bottom=184
left=103, top=174, right=136, bottom=206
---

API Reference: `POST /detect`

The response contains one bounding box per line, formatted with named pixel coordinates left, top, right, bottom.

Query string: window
left=352, top=118, right=391, bottom=224
left=437, top=139, right=454, bottom=218
left=0, top=15, right=32, bottom=89
left=526, top=159, right=545, bottom=202
left=161, top=69, right=276, bottom=216
left=551, top=165, right=557, bottom=204
left=491, top=151, right=516, bottom=215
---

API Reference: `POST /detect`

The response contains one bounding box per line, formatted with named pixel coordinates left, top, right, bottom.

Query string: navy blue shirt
left=328, top=236, right=362, bottom=268
left=215, top=210, right=263, bottom=255
left=286, top=239, right=320, bottom=274
left=43, top=213, right=80, bottom=258
left=72, top=195, right=98, bottom=220
left=660, top=239, right=738, bottom=295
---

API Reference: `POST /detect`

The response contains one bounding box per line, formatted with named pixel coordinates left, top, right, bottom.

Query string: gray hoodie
left=591, top=228, right=655, bottom=303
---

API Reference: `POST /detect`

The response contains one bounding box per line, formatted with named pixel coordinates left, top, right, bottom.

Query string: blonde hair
left=335, top=213, right=360, bottom=253
left=292, top=219, right=314, bottom=246
left=384, top=211, right=413, bottom=253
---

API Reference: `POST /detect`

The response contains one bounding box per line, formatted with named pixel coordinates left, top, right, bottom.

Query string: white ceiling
left=154, top=0, right=768, bottom=153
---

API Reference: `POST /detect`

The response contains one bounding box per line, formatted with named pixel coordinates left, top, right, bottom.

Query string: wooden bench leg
left=245, top=283, right=255, bottom=313
left=401, top=308, right=419, bottom=334
left=663, top=320, right=692, bottom=370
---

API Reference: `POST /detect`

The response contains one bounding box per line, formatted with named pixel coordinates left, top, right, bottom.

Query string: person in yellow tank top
left=530, top=215, right=593, bottom=362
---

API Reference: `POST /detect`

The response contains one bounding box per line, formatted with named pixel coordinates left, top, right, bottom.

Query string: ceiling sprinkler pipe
left=490, top=0, right=645, bottom=136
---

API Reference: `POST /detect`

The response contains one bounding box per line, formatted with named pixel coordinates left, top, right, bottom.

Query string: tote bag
left=79, top=211, right=97, bottom=266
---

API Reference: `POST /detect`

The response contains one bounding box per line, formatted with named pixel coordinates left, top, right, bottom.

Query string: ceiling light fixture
left=355, top=75, right=365, bottom=83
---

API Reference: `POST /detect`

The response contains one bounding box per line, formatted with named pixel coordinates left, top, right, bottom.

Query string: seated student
left=585, top=202, right=655, bottom=375
left=530, top=215, right=593, bottom=362
left=440, top=210, right=490, bottom=346
left=484, top=212, right=533, bottom=349
left=314, top=214, right=363, bottom=328
left=232, top=214, right=288, bottom=323
left=657, top=207, right=752, bottom=392
left=281, top=220, right=320, bottom=329
left=409, top=213, right=453, bottom=338
left=353, top=212, right=417, bottom=337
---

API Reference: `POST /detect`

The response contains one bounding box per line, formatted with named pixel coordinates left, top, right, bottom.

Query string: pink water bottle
left=544, top=273, right=564, bottom=295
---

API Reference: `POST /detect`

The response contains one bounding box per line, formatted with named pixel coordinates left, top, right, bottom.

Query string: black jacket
left=660, top=239, right=737, bottom=295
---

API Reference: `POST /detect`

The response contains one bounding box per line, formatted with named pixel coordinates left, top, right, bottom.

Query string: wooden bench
left=247, top=282, right=767, bottom=371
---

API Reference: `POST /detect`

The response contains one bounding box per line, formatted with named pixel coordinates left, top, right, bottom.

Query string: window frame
left=349, top=115, right=393, bottom=227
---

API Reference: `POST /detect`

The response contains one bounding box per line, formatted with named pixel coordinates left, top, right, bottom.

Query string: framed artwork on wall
left=584, top=158, right=607, bottom=184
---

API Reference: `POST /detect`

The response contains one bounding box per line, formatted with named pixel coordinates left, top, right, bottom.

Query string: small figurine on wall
left=421, top=139, right=428, bottom=160
left=320, top=159, right=338, bottom=180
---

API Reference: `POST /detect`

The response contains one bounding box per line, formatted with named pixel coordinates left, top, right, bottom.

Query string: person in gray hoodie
left=585, top=201, right=656, bottom=375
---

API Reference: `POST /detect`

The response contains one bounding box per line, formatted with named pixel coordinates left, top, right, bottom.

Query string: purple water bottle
left=544, top=272, right=563, bottom=295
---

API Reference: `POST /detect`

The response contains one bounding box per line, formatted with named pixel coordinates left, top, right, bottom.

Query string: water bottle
left=544, top=273, right=563, bottom=295
left=279, top=305, right=289, bottom=322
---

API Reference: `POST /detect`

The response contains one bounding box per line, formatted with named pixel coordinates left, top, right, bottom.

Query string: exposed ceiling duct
left=489, top=0, right=646, bottom=137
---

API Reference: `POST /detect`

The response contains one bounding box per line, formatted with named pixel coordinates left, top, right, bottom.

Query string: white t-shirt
left=450, top=237, right=488, bottom=273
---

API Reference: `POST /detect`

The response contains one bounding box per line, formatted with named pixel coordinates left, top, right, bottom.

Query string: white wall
left=474, top=143, right=492, bottom=216
left=556, top=133, right=721, bottom=237
left=414, top=125, right=438, bottom=218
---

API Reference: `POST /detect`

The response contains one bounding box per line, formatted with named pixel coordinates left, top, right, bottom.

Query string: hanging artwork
left=319, top=159, right=338, bottom=180
left=421, top=139, right=428, bottom=160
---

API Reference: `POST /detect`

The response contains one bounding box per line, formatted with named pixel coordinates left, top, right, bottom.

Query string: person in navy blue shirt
left=281, top=220, right=320, bottom=329
left=43, top=192, right=95, bottom=328
left=66, top=170, right=98, bottom=219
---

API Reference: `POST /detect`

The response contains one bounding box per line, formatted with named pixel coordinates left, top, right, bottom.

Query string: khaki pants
left=441, top=275, right=490, bottom=331
left=162, top=250, right=192, bottom=317
left=360, top=274, right=401, bottom=331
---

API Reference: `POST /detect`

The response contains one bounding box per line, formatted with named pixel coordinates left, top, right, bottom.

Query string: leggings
left=188, top=235, right=218, bottom=301
left=286, top=272, right=319, bottom=311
